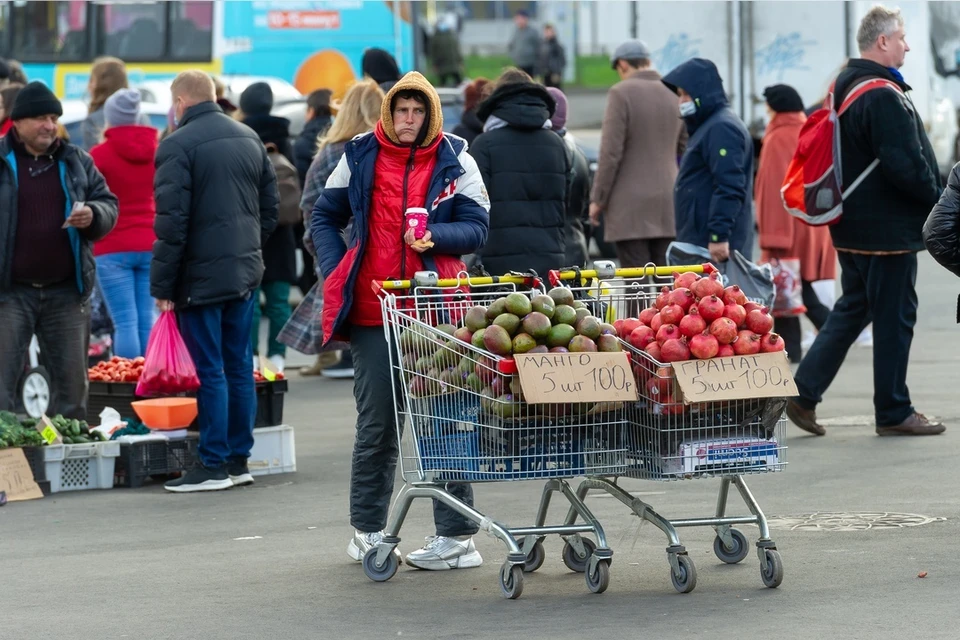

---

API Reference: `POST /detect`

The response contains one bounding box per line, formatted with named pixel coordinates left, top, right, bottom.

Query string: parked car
left=59, top=99, right=169, bottom=143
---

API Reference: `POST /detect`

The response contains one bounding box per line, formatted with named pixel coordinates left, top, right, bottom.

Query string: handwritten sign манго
left=672, top=351, right=799, bottom=404
left=515, top=352, right=639, bottom=404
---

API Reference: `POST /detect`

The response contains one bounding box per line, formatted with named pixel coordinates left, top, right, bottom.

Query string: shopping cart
left=533, top=261, right=787, bottom=593
left=363, top=271, right=630, bottom=598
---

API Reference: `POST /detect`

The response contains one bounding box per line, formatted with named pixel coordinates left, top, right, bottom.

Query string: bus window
left=169, top=1, right=213, bottom=61
left=97, top=2, right=165, bottom=60
left=11, top=1, right=88, bottom=61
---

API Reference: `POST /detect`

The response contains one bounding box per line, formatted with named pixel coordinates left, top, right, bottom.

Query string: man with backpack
left=784, top=6, right=944, bottom=437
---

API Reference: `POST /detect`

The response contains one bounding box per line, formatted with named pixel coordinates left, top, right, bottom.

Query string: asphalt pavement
left=2, top=252, right=959, bottom=640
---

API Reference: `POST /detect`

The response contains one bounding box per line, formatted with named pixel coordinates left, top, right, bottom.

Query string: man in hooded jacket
left=470, top=71, right=572, bottom=277
left=311, top=71, right=490, bottom=570
left=662, top=58, right=754, bottom=263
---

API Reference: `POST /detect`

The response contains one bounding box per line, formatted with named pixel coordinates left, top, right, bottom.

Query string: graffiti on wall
left=653, top=33, right=702, bottom=74
left=755, top=32, right=817, bottom=81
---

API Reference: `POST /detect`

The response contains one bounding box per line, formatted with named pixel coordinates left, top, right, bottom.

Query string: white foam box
left=249, top=425, right=296, bottom=476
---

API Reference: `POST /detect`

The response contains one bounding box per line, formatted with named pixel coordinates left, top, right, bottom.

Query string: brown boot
left=300, top=351, right=341, bottom=377
left=786, top=399, right=826, bottom=436
left=876, top=413, right=945, bottom=436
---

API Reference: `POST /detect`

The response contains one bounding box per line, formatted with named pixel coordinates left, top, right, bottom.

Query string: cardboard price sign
left=673, top=351, right=799, bottom=404
left=0, top=448, right=43, bottom=502
left=515, top=352, right=639, bottom=404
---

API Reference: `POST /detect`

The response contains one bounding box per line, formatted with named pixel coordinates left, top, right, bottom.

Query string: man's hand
left=404, top=228, right=434, bottom=253
left=708, top=241, right=730, bottom=263
left=588, top=203, right=602, bottom=227
left=65, top=205, right=94, bottom=229
left=156, top=300, right=175, bottom=312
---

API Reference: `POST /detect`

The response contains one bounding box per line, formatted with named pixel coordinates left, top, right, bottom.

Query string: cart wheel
left=523, top=539, right=546, bottom=573
left=362, top=547, right=399, bottom=583
left=585, top=558, right=611, bottom=594
left=562, top=537, right=597, bottom=573
left=670, top=554, right=697, bottom=594
left=19, top=366, right=51, bottom=419
left=760, top=549, right=784, bottom=589
left=499, top=562, right=524, bottom=600
left=713, top=529, right=750, bottom=564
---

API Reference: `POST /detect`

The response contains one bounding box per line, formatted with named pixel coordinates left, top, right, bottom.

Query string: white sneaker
left=268, top=354, right=285, bottom=373
left=405, top=536, right=483, bottom=571
left=347, top=530, right=400, bottom=562
left=855, top=327, right=873, bottom=348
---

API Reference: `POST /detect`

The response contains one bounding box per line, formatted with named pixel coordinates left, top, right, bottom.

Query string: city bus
left=0, top=0, right=416, bottom=100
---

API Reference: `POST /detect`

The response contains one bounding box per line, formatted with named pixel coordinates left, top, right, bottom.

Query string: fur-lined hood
left=379, top=71, right=444, bottom=148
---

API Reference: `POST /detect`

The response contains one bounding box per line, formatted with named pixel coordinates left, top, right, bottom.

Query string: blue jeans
left=178, top=294, right=257, bottom=469
left=96, top=252, right=155, bottom=358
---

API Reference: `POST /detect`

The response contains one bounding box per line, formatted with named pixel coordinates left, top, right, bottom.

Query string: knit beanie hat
left=240, top=82, right=273, bottom=117
left=104, top=88, right=141, bottom=126
left=362, top=48, right=402, bottom=87
left=763, top=84, right=804, bottom=113
left=546, top=87, right=568, bottom=131
left=0, top=59, right=9, bottom=81
left=10, top=81, right=62, bottom=120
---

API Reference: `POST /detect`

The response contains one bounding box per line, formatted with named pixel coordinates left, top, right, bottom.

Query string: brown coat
left=756, top=112, right=837, bottom=282
left=591, top=69, right=687, bottom=242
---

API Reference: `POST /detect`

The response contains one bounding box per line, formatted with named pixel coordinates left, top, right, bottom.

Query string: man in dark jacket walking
left=152, top=71, right=280, bottom=492
left=0, top=82, right=118, bottom=419
left=471, top=70, right=572, bottom=277
left=293, top=89, right=332, bottom=185
left=312, top=72, right=489, bottom=570
left=662, top=58, right=754, bottom=263
left=787, top=6, right=944, bottom=437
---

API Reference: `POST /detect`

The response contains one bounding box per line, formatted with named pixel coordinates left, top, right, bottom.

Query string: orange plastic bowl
left=132, top=398, right=198, bottom=430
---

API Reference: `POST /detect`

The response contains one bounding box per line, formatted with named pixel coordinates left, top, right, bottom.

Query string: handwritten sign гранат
left=515, top=351, right=639, bottom=404
left=0, top=448, right=44, bottom=502
left=672, top=351, right=799, bottom=404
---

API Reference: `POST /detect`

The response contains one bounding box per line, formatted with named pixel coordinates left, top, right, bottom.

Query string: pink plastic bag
left=766, top=257, right=807, bottom=318
left=135, top=311, right=201, bottom=397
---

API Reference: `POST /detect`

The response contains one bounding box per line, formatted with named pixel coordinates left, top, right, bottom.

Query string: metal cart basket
left=531, top=262, right=787, bottom=593
left=363, top=272, right=630, bottom=598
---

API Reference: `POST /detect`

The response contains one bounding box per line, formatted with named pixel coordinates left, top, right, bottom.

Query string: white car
left=58, top=99, right=170, bottom=144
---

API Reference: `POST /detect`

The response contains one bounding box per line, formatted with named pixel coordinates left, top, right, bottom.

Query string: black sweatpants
left=349, top=326, right=479, bottom=537
left=794, top=252, right=917, bottom=427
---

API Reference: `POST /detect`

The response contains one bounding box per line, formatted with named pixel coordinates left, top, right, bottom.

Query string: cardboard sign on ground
left=515, top=351, right=639, bottom=404
left=0, top=448, right=44, bottom=502
left=672, top=351, right=799, bottom=404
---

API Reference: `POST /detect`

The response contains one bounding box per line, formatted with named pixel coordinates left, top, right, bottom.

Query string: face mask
left=679, top=101, right=697, bottom=118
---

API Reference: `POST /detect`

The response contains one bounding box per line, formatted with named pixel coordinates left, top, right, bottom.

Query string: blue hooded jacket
left=662, top=58, right=754, bottom=259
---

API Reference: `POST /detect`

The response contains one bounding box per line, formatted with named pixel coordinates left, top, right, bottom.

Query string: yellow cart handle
left=549, top=262, right=710, bottom=285
left=375, top=271, right=541, bottom=292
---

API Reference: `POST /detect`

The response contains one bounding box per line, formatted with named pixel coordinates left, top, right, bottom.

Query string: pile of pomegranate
left=614, top=271, right=785, bottom=363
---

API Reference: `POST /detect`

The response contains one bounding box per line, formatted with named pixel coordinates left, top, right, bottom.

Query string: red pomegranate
left=679, top=306, right=707, bottom=337
left=723, top=303, right=747, bottom=328
left=673, top=271, right=700, bottom=290
left=709, top=317, right=738, bottom=345
left=639, top=307, right=657, bottom=326
left=660, top=303, right=685, bottom=325
left=717, top=344, right=735, bottom=357
left=722, top=285, right=748, bottom=306
left=656, top=287, right=671, bottom=310
left=656, top=324, right=681, bottom=344
left=614, top=319, right=625, bottom=337
left=689, top=332, right=719, bottom=359
left=760, top=333, right=786, bottom=353
left=692, top=272, right=724, bottom=299
left=621, top=317, right=642, bottom=339
left=644, top=341, right=662, bottom=362
left=698, top=295, right=725, bottom=322
left=743, top=301, right=762, bottom=314
left=745, top=307, right=774, bottom=335
left=660, top=338, right=691, bottom=363
left=733, top=330, right=761, bottom=355
left=670, top=288, right=696, bottom=312
left=628, top=325, right=656, bottom=350
left=649, top=312, right=663, bottom=333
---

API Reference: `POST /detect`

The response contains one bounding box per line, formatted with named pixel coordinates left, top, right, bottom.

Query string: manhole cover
left=767, top=512, right=946, bottom=531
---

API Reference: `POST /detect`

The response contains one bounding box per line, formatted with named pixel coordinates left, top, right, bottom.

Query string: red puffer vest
left=348, top=121, right=441, bottom=326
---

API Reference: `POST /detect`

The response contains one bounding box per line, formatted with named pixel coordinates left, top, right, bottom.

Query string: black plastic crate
left=86, top=381, right=141, bottom=423
left=20, top=445, right=46, bottom=483
left=114, top=437, right=199, bottom=488
left=255, top=379, right=288, bottom=428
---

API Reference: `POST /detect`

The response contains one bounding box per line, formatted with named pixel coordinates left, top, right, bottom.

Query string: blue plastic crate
left=410, top=391, right=481, bottom=438
left=418, top=430, right=513, bottom=481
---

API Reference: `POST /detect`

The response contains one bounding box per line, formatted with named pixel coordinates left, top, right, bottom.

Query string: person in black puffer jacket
left=239, top=82, right=298, bottom=373
left=151, top=71, right=279, bottom=493
left=469, top=70, right=571, bottom=278
left=924, top=164, right=960, bottom=318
